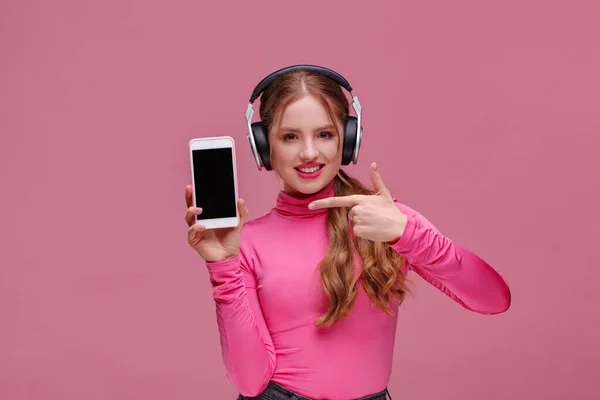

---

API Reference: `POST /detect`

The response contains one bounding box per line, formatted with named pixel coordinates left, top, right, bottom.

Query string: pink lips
left=294, top=163, right=324, bottom=180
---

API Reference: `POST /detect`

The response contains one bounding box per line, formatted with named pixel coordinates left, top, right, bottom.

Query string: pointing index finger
left=309, top=194, right=365, bottom=210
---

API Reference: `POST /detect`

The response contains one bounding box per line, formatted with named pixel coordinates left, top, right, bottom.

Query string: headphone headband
left=249, top=64, right=354, bottom=103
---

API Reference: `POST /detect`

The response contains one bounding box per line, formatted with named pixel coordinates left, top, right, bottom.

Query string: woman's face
left=269, top=95, right=343, bottom=196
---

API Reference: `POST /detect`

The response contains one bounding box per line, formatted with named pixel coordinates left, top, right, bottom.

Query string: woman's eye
left=283, top=133, right=297, bottom=141
left=318, top=131, right=333, bottom=138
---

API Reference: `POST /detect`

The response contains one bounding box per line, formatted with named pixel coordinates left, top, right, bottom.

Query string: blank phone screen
left=192, top=147, right=236, bottom=220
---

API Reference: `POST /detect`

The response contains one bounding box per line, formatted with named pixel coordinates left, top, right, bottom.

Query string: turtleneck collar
left=274, top=180, right=335, bottom=220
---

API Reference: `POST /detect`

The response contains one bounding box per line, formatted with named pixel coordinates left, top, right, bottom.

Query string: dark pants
left=237, top=380, right=391, bottom=400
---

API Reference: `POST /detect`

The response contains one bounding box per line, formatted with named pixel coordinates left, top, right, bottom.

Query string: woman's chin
left=284, top=176, right=332, bottom=196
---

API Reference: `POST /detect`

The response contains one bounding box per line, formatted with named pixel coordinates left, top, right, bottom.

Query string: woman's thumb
left=237, top=199, right=249, bottom=228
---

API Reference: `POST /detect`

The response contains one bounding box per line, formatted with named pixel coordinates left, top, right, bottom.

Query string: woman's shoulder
left=239, top=209, right=280, bottom=241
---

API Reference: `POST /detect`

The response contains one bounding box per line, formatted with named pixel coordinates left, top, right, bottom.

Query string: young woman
left=184, top=65, right=511, bottom=400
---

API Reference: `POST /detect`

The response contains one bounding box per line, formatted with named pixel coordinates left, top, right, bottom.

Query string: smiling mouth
left=294, top=165, right=324, bottom=173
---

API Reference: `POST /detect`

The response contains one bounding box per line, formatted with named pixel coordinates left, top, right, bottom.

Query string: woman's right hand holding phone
left=184, top=185, right=249, bottom=263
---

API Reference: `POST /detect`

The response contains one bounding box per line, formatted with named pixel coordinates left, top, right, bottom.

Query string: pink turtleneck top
left=204, top=181, right=511, bottom=399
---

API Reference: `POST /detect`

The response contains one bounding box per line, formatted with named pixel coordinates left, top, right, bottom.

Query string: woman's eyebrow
left=279, top=124, right=335, bottom=133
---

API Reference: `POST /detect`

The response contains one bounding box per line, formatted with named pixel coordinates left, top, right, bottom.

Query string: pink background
left=1, top=0, right=599, bottom=399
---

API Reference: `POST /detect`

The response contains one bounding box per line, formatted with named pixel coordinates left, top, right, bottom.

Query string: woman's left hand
left=309, top=162, right=408, bottom=243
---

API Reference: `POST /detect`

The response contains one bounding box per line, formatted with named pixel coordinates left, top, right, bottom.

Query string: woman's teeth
left=298, top=166, right=321, bottom=173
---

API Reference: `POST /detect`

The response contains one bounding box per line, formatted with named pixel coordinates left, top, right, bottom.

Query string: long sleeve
left=388, top=203, right=511, bottom=314
left=204, top=243, right=276, bottom=396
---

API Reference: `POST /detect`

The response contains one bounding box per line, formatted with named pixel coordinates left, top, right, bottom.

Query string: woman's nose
left=299, top=143, right=319, bottom=160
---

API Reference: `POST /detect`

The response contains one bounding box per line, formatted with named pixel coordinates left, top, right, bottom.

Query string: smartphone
left=189, top=136, right=239, bottom=229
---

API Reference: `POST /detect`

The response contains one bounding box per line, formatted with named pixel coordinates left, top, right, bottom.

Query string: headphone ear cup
left=342, top=116, right=358, bottom=165
left=251, top=122, right=272, bottom=171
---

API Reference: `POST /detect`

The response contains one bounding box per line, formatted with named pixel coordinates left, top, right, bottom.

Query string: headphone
left=245, top=64, right=363, bottom=171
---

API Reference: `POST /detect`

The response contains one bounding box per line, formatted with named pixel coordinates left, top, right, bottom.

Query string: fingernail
left=308, top=203, right=315, bottom=210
